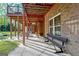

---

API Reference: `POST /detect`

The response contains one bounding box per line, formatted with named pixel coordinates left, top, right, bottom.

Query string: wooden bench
left=44, top=33, right=69, bottom=53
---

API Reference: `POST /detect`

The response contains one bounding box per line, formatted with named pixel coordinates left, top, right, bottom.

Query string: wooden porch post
left=15, top=19, right=16, bottom=36
left=27, top=22, right=29, bottom=39
left=37, top=22, right=39, bottom=36
left=25, top=13, right=29, bottom=39
left=36, top=22, right=38, bottom=35
left=10, top=17, right=12, bottom=39
left=22, top=15, right=25, bottom=45
left=18, top=16, right=20, bottom=40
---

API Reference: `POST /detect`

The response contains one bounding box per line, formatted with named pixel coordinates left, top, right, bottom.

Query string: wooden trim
left=49, top=13, right=61, bottom=21
left=48, top=13, right=61, bottom=35
left=22, top=15, right=25, bottom=45
left=15, top=19, right=16, bottom=36
left=18, top=16, right=20, bottom=40
left=10, top=17, right=12, bottom=39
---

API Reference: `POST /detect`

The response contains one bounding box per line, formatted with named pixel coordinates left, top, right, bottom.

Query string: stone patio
left=8, top=34, right=71, bottom=56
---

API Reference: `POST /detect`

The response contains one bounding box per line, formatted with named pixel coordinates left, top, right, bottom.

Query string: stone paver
left=8, top=34, right=71, bottom=56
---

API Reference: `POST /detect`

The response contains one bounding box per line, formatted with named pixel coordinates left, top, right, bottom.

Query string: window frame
left=48, top=13, right=61, bottom=36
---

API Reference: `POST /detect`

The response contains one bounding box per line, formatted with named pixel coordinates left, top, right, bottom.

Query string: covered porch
left=7, top=3, right=54, bottom=45
left=6, top=3, right=70, bottom=56
left=1, top=3, right=79, bottom=56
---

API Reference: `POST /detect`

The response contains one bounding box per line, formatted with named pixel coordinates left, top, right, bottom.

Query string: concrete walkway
left=8, top=35, right=71, bottom=56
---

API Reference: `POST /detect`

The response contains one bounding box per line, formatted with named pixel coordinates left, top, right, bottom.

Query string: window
left=50, top=19, right=53, bottom=26
left=49, top=19, right=53, bottom=34
left=49, top=13, right=61, bottom=36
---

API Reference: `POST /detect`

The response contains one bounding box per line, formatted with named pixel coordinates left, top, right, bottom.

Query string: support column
left=37, top=22, right=40, bottom=36
left=10, top=17, right=12, bottom=39
left=15, top=19, right=16, bottom=36
left=22, top=15, right=25, bottom=45
left=18, top=16, right=20, bottom=40
left=27, top=22, right=29, bottom=39
left=36, top=22, right=38, bottom=35
left=25, top=14, right=29, bottom=39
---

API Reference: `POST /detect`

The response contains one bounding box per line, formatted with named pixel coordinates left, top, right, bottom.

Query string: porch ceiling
left=22, top=3, right=54, bottom=23
left=8, top=3, right=54, bottom=24
left=23, top=3, right=53, bottom=17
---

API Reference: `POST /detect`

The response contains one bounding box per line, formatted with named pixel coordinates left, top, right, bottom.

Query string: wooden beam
left=10, top=17, right=12, bottom=39
left=24, top=7, right=51, bottom=11
left=37, top=22, right=40, bottom=36
left=18, top=16, right=20, bottom=40
left=24, top=9, right=29, bottom=39
left=7, top=13, right=22, bottom=17
left=28, top=17, right=44, bottom=22
left=27, top=14, right=43, bottom=17
left=22, top=15, right=25, bottom=45
left=15, top=19, right=16, bottom=36
left=23, top=4, right=53, bottom=8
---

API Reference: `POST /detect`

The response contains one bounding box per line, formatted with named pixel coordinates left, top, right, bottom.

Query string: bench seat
left=44, top=33, right=69, bottom=53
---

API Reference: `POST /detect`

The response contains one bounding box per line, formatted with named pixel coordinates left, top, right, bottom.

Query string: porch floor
left=8, top=34, right=71, bottom=56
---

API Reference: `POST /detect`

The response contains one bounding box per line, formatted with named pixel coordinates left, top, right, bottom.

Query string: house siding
left=45, top=3, right=79, bottom=55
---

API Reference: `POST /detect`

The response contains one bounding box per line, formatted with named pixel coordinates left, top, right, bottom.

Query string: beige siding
left=44, top=4, right=79, bottom=55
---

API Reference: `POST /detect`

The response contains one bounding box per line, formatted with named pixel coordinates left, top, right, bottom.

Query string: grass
left=0, top=41, right=19, bottom=56
left=0, top=31, right=18, bottom=40
left=0, top=32, right=10, bottom=40
left=0, top=31, right=16, bottom=35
